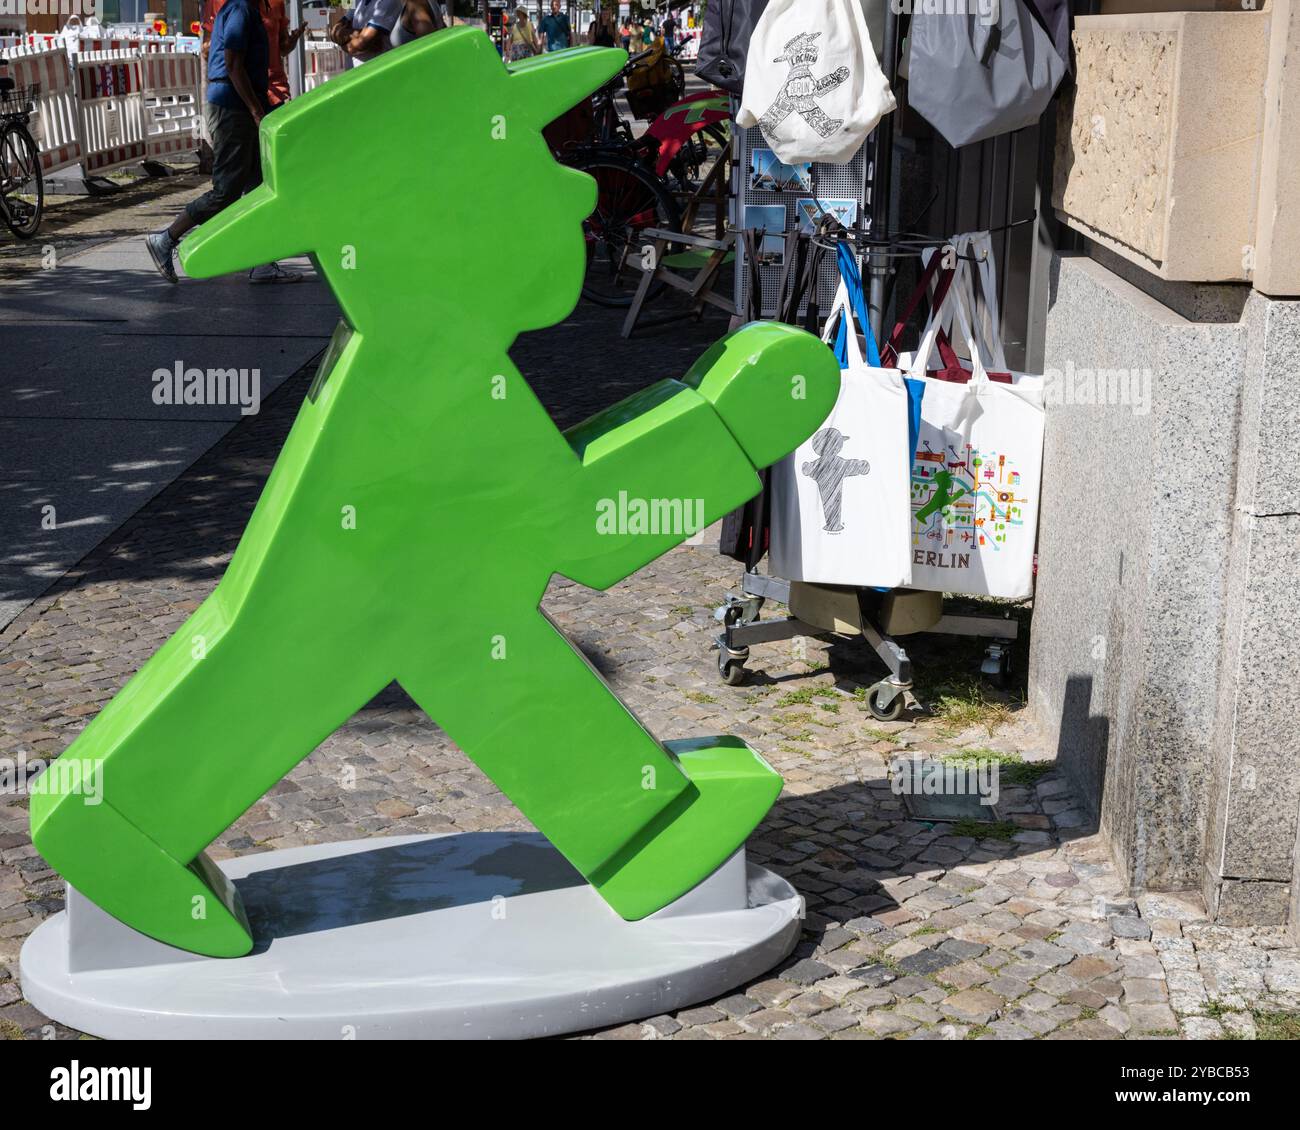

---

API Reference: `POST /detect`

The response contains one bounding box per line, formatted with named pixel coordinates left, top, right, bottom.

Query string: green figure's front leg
left=529, top=320, right=840, bottom=914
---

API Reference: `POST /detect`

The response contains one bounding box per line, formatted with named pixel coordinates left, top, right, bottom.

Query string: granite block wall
left=1029, top=254, right=1300, bottom=927
left=1203, top=295, right=1300, bottom=925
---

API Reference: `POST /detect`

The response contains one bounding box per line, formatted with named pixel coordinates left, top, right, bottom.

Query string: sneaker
left=145, top=232, right=178, bottom=284
left=249, top=262, right=304, bottom=284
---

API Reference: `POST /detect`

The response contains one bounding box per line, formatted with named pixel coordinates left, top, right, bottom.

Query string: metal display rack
left=712, top=8, right=1019, bottom=718
left=732, top=120, right=871, bottom=320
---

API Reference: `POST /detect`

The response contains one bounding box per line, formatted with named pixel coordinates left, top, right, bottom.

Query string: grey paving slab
left=0, top=564, right=64, bottom=622
left=1, top=255, right=337, bottom=332
left=4, top=331, right=327, bottom=421
left=0, top=418, right=232, bottom=483
left=0, top=419, right=229, bottom=612
left=0, top=233, right=335, bottom=628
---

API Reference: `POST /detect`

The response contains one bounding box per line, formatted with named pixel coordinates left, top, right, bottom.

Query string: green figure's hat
left=182, top=30, right=624, bottom=335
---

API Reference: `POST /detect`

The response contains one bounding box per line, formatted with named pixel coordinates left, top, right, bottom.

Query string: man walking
left=146, top=0, right=274, bottom=283
left=538, top=0, right=570, bottom=52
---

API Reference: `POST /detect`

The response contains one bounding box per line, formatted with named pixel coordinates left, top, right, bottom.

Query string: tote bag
left=736, top=0, right=895, bottom=166
left=697, top=0, right=771, bottom=95
left=769, top=251, right=913, bottom=587
left=908, top=0, right=1066, bottom=149
left=904, top=254, right=1044, bottom=599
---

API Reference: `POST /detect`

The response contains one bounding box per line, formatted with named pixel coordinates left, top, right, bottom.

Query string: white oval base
left=20, top=832, right=801, bottom=1039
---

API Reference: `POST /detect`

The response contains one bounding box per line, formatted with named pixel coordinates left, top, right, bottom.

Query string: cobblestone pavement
left=3, top=303, right=1300, bottom=1041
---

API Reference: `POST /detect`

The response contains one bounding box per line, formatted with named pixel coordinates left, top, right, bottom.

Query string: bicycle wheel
left=0, top=121, right=43, bottom=239
left=569, top=153, right=682, bottom=309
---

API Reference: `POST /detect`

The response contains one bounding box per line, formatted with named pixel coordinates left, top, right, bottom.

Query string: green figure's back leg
left=31, top=591, right=395, bottom=957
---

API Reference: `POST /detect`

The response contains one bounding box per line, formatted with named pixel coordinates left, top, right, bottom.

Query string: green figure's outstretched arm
left=559, top=323, right=836, bottom=589
left=30, top=30, right=840, bottom=956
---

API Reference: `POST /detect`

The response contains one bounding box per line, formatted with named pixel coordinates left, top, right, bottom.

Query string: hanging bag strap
left=829, top=240, right=883, bottom=367
left=964, top=231, right=1009, bottom=371
left=911, top=249, right=1014, bottom=385
left=822, top=277, right=865, bottom=368
left=780, top=232, right=809, bottom=324
left=879, top=249, right=957, bottom=368
left=742, top=227, right=763, bottom=320
left=798, top=234, right=830, bottom=332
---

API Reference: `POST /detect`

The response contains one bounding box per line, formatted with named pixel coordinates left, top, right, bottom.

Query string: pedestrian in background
left=146, top=0, right=272, bottom=284
left=588, top=7, right=616, bottom=47
left=508, top=6, right=540, bottom=59
left=391, top=0, right=447, bottom=47
left=619, top=18, right=631, bottom=50
left=538, top=0, right=570, bottom=51
left=331, top=0, right=403, bottom=62
left=199, top=0, right=304, bottom=109
left=662, top=9, right=678, bottom=54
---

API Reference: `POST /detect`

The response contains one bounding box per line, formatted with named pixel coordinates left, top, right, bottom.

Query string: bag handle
left=939, top=232, right=1008, bottom=372
left=823, top=279, right=865, bottom=368
left=908, top=246, right=1016, bottom=385
left=880, top=249, right=955, bottom=368
left=830, top=241, right=882, bottom=367
left=908, top=250, right=991, bottom=384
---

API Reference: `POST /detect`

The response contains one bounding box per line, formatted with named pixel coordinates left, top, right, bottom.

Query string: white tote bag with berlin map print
left=904, top=253, right=1044, bottom=599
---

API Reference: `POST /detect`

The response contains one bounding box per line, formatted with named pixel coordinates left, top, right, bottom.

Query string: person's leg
left=145, top=104, right=257, bottom=282
left=228, top=109, right=303, bottom=283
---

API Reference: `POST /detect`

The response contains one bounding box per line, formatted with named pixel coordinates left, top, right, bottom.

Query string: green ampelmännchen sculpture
left=31, top=29, right=840, bottom=958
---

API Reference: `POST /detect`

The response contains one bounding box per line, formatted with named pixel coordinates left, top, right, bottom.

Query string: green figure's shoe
left=591, top=737, right=783, bottom=919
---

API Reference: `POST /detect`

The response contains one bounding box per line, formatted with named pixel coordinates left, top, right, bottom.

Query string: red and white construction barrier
left=0, top=47, right=84, bottom=177
left=303, top=41, right=347, bottom=93
left=140, top=52, right=201, bottom=161
left=73, top=53, right=148, bottom=176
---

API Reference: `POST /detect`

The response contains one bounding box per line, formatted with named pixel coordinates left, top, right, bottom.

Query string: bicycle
left=556, top=51, right=730, bottom=308
left=0, top=71, right=44, bottom=240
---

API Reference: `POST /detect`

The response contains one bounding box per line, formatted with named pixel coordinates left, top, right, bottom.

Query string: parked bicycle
left=0, top=68, right=44, bottom=240
left=554, top=49, right=730, bottom=308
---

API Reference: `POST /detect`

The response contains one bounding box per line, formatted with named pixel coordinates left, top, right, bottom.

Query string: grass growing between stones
left=930, top=683, right=1014, bottom=737
left=1252, top=1010, right=1300, bottom=1040
left=949, top=818, right=1019, bottom=841
left=942, top=748, right=1053, bottom=788
left=908, top=616, right=1027, bottom=735
left=776, top=687, right=838, bottom=707
left=1205, top=1000, right=1300, bottom=1040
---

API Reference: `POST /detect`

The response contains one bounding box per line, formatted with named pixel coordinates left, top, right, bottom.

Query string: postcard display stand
left=733, top=122, right=871, bottom=319
left=715, top=10, right=1020, bottom=710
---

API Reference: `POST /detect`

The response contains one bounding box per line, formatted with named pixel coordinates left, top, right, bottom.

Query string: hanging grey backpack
left=908, top=0, right=1067, bottom=148
left=697, top=0, right=771, bottom=95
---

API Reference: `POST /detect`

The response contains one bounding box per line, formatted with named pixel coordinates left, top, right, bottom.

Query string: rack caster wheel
left=719, top=653, right=748, bottom=686
left=715, top=636, right=750, bottom=686
left=981, top=642, right=1011, bottom=689
left=866, top=685, right=905, bottom=722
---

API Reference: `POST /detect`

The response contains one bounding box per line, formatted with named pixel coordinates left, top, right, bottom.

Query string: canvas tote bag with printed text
left=736, top=0, right=895, bottom=166
left=903, top=251, right=1044, bottom=598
